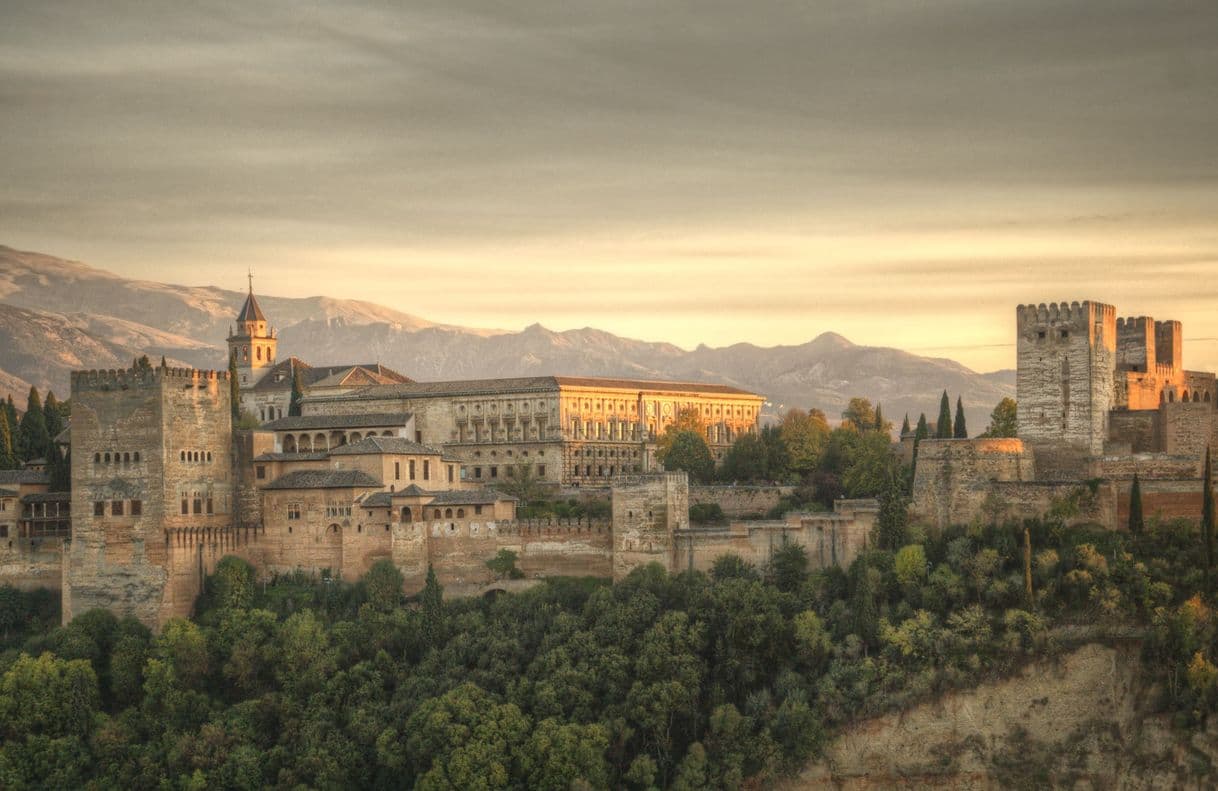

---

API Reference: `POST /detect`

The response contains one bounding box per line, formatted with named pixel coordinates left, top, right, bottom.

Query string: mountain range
left=0, top=244, right=1014, bottom=430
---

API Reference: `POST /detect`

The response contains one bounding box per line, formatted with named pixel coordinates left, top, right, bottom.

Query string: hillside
left=0, top=244, right=1015, bottom=427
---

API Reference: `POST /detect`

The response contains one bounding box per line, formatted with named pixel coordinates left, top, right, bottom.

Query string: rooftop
left=329, top=436, right=442, bottom=456
left=251, top=358, right=412, bottom=392
left=264, top=469, right=382, bottom=490
left=261, top=412, right=413, bottom=431
left=0, top=470, right=49, bottom=485
left=252, top=452, right=330, bottom=462
left=0, top=488, right=17, bottom=498
left=306, top=374, right=761, bottom=402
left=237, top=289, right=267, bottom=324
left=22, top=491, right=70, bottom=503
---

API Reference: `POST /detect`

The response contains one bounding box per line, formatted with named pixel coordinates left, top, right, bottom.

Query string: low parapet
left=71, top=366, right=229, bottom=393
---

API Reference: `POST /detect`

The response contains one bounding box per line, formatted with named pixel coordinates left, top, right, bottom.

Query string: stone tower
left=64, top=366, right=234, bottom=627
left=226, top=275, right=277, bottom=389
left=610, top=472, right=689, bottom=579
left=1016, top=301, right=1116, bottom=460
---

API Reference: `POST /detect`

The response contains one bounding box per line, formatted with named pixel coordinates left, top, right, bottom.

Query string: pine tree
left=936, top=391, right=952, bottom=439
left=228, top=353, right=240, bottom=422
left=953, top=396, right=968, bottom=439
left=1128, top=473, right=1144, bottom=534
left=42, top=391, right=64, bottom=443
left=421, top=564, right=444, bottom=645
left=0, top=410, right=14, bottom=470
left=17, top=387, right=50, bottom=462
left=1204, top=447, right=1215, bottom=581
left=289, top=365, right=305, bottom=418
left=901, top=414, right=911, bottom=436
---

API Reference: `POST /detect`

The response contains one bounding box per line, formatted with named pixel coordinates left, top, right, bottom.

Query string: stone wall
left=0, top=537, right=64, bottom=592
left=688, top=485, right=793, bottom=518
left=911, top=439, right=1036, bottom=529
left=1162, top=401, right=1216, bottom=462
left=611, top=473, right=689, bottom=580
left=1107, top=409, right=1160, bottom=454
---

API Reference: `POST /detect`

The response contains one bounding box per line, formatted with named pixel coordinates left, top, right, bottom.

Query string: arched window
left=283, top=435, right=297, bottom=453
left=315, top=433, right=327, bottom=451
left=433, top=509, right=441, bottom=519
left=350, top=432, right=362, bottom=442
left=1183, top=389, right=1190, bottom=401
left=206, top=452, right=212, bottom=462
left=180, top=451, right=186, bottom=461
left=401, top=507, right=412, bottom=522
left=104, top=452, right=111, bottom=463
left=1207, top=392, right=1213, bottom=403
left=444, top=508, right=453, bottom=518
left=123, top=452, right=130, bottom=463
left=134, top=452, right=140, bottom=462
left=243, top=346, right=249, bottom=361
left=93, top=453, right=101, bottom=463
left=457, top=508, right=464, bottom=518
left=256, top=347, right=262, bottom=361
left=1194, top=392, right=1202, bottom=403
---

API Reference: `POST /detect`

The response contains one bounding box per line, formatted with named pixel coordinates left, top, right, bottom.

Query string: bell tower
left=226, top=272, right=277, bottom=388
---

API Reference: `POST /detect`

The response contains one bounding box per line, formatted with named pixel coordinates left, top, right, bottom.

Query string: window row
left=325, top=504, right=352, bottom=518
left=576, top=464, right=642, bottom=478
left=466, top=464, right=546, bottom=480
left=179, top=497, right=215, bottom=515
left=179, top=450, right=214, bottom=463
left=93, top=499, right=143, bottom=517
left=93, top=451, right=141, bottom=464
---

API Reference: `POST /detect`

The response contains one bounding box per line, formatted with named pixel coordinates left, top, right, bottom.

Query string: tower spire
left=248, top=267, right=253, bottom=295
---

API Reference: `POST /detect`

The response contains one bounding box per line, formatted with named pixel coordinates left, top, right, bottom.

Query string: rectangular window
left=193, top=498, right=202, bottom=514
left=0, top=526, right=6, bottom=538
left=447, top=465, right=454, bottom=483
left=474, top=466, right=482, bottom=479
left=490, top=466, right=498, bottom=478
left=538, top=464, right=546, bottom=477
left=409, top=460, right=416, bottom=480
left=131, top=500, right=142, bottom=516
left=287, top=504, right=301, bottom=519
left=423, top=461, right=430, bottom=480
left=94, top=501, right=105, bottom=517
left=256, top=465, right=266, bottom=480
left=395, top=461, right=401, bottom=480
left=506, top=466, right=514, bottom=477
left=416, top=430, right=423, bottom=443
left=112, top=500, right=124, bottom=516
left=181, top=499, right=188, bottom=515
left=475, top=505, right=483, bottom=515
left=206, top=498, right=214, bottom=515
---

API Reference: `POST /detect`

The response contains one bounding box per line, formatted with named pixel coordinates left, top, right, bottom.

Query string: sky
left=2, top=0, right=1217, bottom=373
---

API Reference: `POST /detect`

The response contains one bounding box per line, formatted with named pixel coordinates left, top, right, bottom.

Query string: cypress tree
left=936, top=390, right=952, bottom=438
left=47, top=443, right=70, bottom=492
left=422, top=563, right=444, bottom=645
left=1204, top=447, right=1215, bottom=581
left=42, top=391, right=64, bottom=443
left=160, top=355, right=168, bottom=369
left=0, top=410, right=13, bottom=470
left=873, top=403, right=885, bottom=433
left=876, top=470, right=908, bottom=550
left=901, top=414, right=911, bottom=436
left=1128, top=473, right=1144, bottom=534
left=953, top=396, right=968, bottom=439
left=17, top=387, right=50, bottom=462
left=228, top=353, right=240, bottom=422
left=3, top=396, right=17, bottom=438
left=289, top=365, right=305, bottom=418
left=913, top=413, right=929, bottom=469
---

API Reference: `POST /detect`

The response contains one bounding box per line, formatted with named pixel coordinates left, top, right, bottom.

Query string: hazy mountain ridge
left=0, top=245, right=1015, bottom=429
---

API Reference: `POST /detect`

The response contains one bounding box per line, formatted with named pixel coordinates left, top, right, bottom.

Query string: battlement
left=429, top=517, right=613, bottom=537
left=71, top=366, right=230, bottom=393
left=1016, top=300, right=1115, bottom=328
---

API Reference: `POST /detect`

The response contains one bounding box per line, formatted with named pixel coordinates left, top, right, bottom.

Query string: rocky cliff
left=788, top=641, right=1216, bottom=790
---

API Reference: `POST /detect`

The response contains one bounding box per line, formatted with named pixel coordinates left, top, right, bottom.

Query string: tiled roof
left=253, top=452, right=330, bottom=462
left=359, top=492, right=394, bottom=508
left=264, top=469, right=382, bottom=490
left=261, top=413, right=413, bottom=431
left=310, top=365, right=413, bottom=390
left=237, top=290, right=267, bottom=323
left=252, top=359, right=411, bottom=392
left=329, top=436, right=442, bottom=456
left=395, top=484, right=429, bottom=497
left=0, top=470, right=49, bottom=485
left=22, top=491, right=70, bottom=503
left=305, top=374, right=761, bottom=402
left=0, top=488, right=17, bottom=498
left=428, top=489, right=516, bottom=505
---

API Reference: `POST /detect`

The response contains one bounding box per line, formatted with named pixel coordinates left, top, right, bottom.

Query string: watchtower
left=65, top=365, right=234, bottom=627
left=1015, top=301, right=1116, bottom=458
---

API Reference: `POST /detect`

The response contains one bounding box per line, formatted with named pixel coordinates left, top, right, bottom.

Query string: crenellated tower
left=226, top=274, right=277, bottom=388
left=1015, top=300, right=1116, bottom=460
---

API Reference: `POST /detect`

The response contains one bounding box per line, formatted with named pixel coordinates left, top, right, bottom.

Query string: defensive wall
left=688, top=484, right=793, bottom=518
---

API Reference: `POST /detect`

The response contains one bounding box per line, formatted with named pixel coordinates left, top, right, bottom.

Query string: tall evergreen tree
left=1204, top=447, right=1215, bottom=581
left=936, top=391, right=952, bottom=438
left=873, top=403, right=885, bottom=433
left=953, top=396, right=968, bottom=439
left=913, top=413, right=930, bottom=470
left=421, top=564, right=445, bottom=645
left=42, top=391, right=64, bottom=443
left=1128, top=473, right=1144, bottom=534
left=289, top=365, right=305, bottom=418
left=0, top=410, right=14, bottom=470
left=17, top=387, right=50, bottom=462
left=900, top=414, right=911, bottom=436
left=47, top=443, right=70, bottom=492
left=876, top=470, right=908, bottom=550
left=4, top=396, right=17, bottom=439
left=160, top=355, right=168, bottom=369
left=228, top=353, right=240, bottom=422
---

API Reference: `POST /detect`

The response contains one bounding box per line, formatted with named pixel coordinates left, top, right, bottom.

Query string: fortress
left=0, top=284, right=882, bottom=630
left=913, top=300, right=1218, bottom=530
